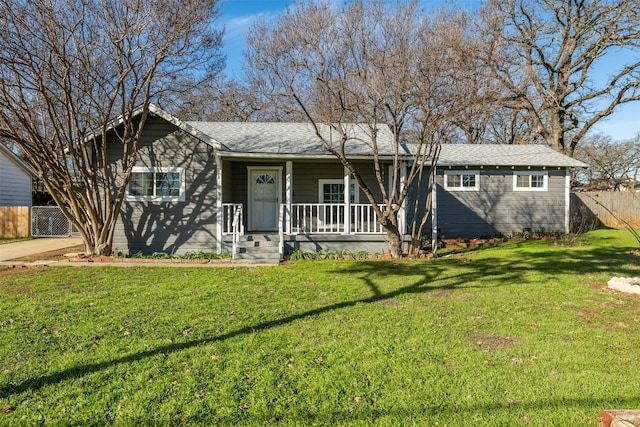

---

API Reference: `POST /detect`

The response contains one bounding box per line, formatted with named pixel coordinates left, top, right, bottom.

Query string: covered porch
left=216, top=158, right=407, bottom=259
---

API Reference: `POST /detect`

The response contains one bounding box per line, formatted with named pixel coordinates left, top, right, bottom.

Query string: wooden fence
left=571, top=192, right=640, bottom=229
left=0, top=206, right=31, bottom=238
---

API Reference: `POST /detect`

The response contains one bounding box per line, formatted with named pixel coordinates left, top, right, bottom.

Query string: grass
left=0, top=236, right=33, bottom=244
left=0, top=229, right=639, bottom=426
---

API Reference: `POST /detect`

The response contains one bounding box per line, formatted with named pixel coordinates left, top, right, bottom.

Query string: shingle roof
left=185, top=122, right=399, bottom=157
left=137, top=105, right=586, bottom=167
left=437, top=144, right=588, bottom=168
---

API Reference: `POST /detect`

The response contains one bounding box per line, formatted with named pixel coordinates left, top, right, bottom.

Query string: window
left=318, top=179, right=358, bottom=203
left=444, top=170, right=480, bottom=191
left=513, top=171, right=548, bottom=191
left=255, top=173, right=275, bottom=184
left=127, top=167, right=185, bottom=201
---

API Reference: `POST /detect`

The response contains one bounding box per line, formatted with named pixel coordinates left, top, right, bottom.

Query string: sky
left=219, top=0, right=639, bottom=141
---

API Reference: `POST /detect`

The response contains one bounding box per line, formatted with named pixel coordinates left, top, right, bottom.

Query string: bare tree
left=168, top=77, right=304, bottom=122
left=167, top=78, right=260, bottom=122
left=574, top=133, right=640, bottom=190
left=480, top=0, right=640, bottom=155
left=0, top=0, right=223, bottom=255
left=449, top=25, right=505, bottom=145
left=246, top=0, right=475, bottom=257
left=484, top=108, right=542, bottom=145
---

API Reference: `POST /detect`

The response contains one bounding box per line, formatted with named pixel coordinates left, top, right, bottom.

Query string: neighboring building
left=103, top=105, right=587, bottom=261
left=0, top=144, right=36, bottom=207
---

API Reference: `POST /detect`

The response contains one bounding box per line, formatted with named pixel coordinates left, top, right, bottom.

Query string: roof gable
left=185, top=122, right=398, bottom=157
left=95, top=103, right=221, bottom=149
left=0, top=144, right=37, bottom=178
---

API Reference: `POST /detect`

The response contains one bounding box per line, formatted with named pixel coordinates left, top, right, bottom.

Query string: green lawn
left=1, top=229, right=639, bottom=426
left=0, top=236, right=32, bottom=244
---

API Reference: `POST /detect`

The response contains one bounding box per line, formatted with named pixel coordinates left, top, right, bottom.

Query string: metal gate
left=31, top=206, right=73, bottom=237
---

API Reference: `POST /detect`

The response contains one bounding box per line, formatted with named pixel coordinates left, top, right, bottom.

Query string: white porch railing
left=225, top=202, right=389, bottom=241
left=352, top=204, right=387, bottom=234
left=231, top=205, right=243, bottom=259
left=222, top=203, right=244, bottom=235
left=290, top=203, right=386, bottom=234
left=279, top=204, right=285, bottom=258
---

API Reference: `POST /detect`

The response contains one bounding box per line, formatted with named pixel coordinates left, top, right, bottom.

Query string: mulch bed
left=439, top=237, right=507, bottom=249
left=67, top=255, right=231, bottom=264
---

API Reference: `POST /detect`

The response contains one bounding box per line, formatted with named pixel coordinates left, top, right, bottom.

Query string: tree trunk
left=385, top=223, right=403, bottom=259
left=408, top=199, right=431, bottom=257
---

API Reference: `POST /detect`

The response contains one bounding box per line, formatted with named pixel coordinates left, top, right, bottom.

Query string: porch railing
left=290, top=203, right=386, bottom=234
left=222, top=203, right=244, bottom=235
left=231, top=205, right=243, bottom=259
left=226, top=202, right=392, bottom=238
left=278, top=204, right=285, bottom=259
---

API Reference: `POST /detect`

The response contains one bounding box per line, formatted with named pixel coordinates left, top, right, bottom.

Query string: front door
left=248, top=167, right=281, bottom=231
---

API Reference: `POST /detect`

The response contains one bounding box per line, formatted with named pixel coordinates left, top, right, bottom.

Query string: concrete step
left=237, top=240, right=278, bottom=249
left=237, top=245, right=279, bottom=254
left=238, top=234, right=278, bottom=243
left=233, top=234, right=281, bottom=264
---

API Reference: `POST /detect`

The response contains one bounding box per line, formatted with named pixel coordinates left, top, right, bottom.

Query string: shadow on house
left=116, top=127, right=218, bottom=255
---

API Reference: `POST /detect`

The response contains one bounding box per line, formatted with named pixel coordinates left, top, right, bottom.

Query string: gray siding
left=0, top=150, right=32, bottom=206
left=431, top=168, right=567, bottom=239
left=225, top=160, right=385, bottom=205
left=289, top=160, right=384, bottom=204
left=108, top=117, right=217, bottom=255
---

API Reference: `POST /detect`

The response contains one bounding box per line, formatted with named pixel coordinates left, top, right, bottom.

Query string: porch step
left=233, top=234, right=281, bottom=264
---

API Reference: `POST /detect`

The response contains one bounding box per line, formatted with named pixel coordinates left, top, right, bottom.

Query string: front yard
left=1, top=229, right=639, bottom=425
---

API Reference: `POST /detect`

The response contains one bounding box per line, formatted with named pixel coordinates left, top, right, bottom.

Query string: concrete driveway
left=0, top=237, right=83, bottom=261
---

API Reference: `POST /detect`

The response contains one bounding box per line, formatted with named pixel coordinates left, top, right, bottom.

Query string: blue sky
left=219, top=0, right=639, bottom=141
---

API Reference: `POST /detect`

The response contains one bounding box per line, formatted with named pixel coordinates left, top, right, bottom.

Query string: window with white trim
left=318, top=179, right=358, bottom=203
left=444, top=170, right=479, bottom=191
left=513, top=171, right=548, bottom=191
left=127, top=167, right=185, bottom=201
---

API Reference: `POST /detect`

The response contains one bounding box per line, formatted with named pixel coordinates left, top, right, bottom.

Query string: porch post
left=343, top=165, right=350, bottom=235
left=286, top=161, right=292, bottom=234
left=399, top=161, right=407, bottom=235
left=431, top=167, right=438, bottom=256
left=216, top=155, right=223, bottom=253
left=564, top=167, right=571, bottom=234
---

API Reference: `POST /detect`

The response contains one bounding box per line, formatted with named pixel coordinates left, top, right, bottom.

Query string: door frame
left=247, top=166, right=283, bottom=231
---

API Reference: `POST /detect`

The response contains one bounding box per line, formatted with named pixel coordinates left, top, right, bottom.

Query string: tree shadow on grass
left=239, top=395, right=640, bottom=425
left=438, top=236, right=639, bottom=279
left=508, top=239, right=639, bottom=278
left=1, top=240, right=638, bottom=399
left=0, top=261, right=480, bottom=398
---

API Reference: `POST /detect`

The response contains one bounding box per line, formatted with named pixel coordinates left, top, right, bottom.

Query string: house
left=105, top=105, right=587, bottom=261
left=0, top=144, right=36, bottom=207
left=108, top=105, right=405, bottom=261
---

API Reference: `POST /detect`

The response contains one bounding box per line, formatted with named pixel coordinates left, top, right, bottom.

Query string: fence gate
left=31, top=207, right=73, bottom=237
